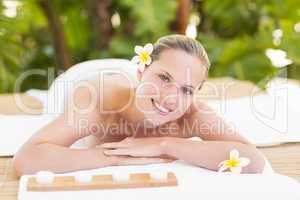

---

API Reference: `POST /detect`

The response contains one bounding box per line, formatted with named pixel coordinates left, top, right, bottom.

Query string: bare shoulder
left=179, top=101, right=216, bottom=123
left=68, top=72, right=136, bottom=115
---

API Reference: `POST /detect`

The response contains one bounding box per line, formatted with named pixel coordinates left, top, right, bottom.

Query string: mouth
left=151, top=98, right=172, bottom=116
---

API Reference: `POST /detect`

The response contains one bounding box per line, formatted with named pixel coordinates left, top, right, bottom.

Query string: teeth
left=153, top=100, right=169, bottom=113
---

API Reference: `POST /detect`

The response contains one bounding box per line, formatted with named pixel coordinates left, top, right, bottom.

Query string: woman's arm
left=102, top=136, right=265, bottom=173
left=12, top=116, right=118, bottom=176
left=13, top=85, right=169, bottom=176
left=160, top=137, right=265, bottom=173
left=12, top=86, right=112, bottom=176
left=177, top=101, right=265, bottom=173
left=102, top=102, right=266, bottom=173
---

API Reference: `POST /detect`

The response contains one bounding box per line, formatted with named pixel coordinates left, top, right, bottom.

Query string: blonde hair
left=151, top=34, right=210, bottom=71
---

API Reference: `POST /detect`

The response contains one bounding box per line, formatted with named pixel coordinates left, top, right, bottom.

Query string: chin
left=145, top=119, right=166, bottom=128
left=144, top=114, right=172, bottom=127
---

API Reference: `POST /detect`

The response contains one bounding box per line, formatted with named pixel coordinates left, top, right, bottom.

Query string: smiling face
left=135, top=49, right=207, bottom=126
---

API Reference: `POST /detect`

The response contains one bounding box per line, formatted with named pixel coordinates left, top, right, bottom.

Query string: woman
left=13, top=35, right=265, bottom=176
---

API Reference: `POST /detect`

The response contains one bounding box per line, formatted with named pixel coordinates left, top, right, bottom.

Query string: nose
left=160, top=84, right=178, bottom=111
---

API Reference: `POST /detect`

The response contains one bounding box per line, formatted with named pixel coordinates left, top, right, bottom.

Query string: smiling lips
left=151, top=98, right=172, bottom=115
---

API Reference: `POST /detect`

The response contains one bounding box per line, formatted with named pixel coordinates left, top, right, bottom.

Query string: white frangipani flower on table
left=218, top=149, right=250, bottom=174
left=131, top=43, right=153, bottom=72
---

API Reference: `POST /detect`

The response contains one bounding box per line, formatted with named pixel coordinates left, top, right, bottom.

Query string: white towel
left=207, top=93, right=300, bottom=147
left=0, top=114, right=54, bottom=156
left=18, top=161, right=300, bottom=200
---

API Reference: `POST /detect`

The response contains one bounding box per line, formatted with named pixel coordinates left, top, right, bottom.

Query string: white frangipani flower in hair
left=131, top=43, right=153, bottom=72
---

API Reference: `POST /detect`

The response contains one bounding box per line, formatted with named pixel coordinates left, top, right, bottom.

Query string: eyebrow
left=162, top=70, right=195, bottom=90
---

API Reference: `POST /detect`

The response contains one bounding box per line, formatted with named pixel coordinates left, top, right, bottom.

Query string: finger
left=104, top=149, right=133, bottom=156
left=118, top=157, right=171, bottom=166
left=101, top=137, right=135, bottom=149
left=101, top=142, right=129, bottom=149
left=123, top=137, right=135, bottom=142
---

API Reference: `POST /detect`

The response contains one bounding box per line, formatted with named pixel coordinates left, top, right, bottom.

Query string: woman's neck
left=119, top=89, right=145, bottom=125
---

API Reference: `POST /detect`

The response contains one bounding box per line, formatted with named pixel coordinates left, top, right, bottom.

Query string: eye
left=181, top=87, right=193, bottom=95
left=158, top=74, right=171, bottom=83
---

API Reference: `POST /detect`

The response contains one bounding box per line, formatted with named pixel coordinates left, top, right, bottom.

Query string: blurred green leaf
left=0, top=0, right=299, bottom=93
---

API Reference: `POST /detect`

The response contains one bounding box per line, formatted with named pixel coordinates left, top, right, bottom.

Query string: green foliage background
left=0, top=0, right=299, bottom=93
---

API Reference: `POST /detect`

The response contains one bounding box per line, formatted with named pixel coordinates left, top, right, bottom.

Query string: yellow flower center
left=225, top=159, right=240, bottom=167
left=139, top=52, right=149, bottom=64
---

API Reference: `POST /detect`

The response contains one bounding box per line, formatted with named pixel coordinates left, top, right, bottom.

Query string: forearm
left=161, top=137, right=265, bottom=173
left=13, top=143, right=114, bottom=176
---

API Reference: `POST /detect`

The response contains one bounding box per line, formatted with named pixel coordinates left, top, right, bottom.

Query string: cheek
left=138, top=77, right=161, bottom=96
left=144, top=84, right=158, bottom=95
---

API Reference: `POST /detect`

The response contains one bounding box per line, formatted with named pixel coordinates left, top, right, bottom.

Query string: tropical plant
left=0, top=0, right=299, bottom=93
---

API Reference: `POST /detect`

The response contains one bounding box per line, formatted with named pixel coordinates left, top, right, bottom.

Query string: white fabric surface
left=207, top=93, right=300, bottom=147
left=18, top=161, right=300, bottom=200
left=0, top=114, right=54, bottom=156
left=25, top=89, right=48, bottom=108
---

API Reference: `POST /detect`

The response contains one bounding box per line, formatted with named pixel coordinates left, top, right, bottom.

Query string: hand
left=93, top=143, right=172, bottom=166
left=114, top=156, right=172, bottom=166
left=101, top=137, right=167, bottom=158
